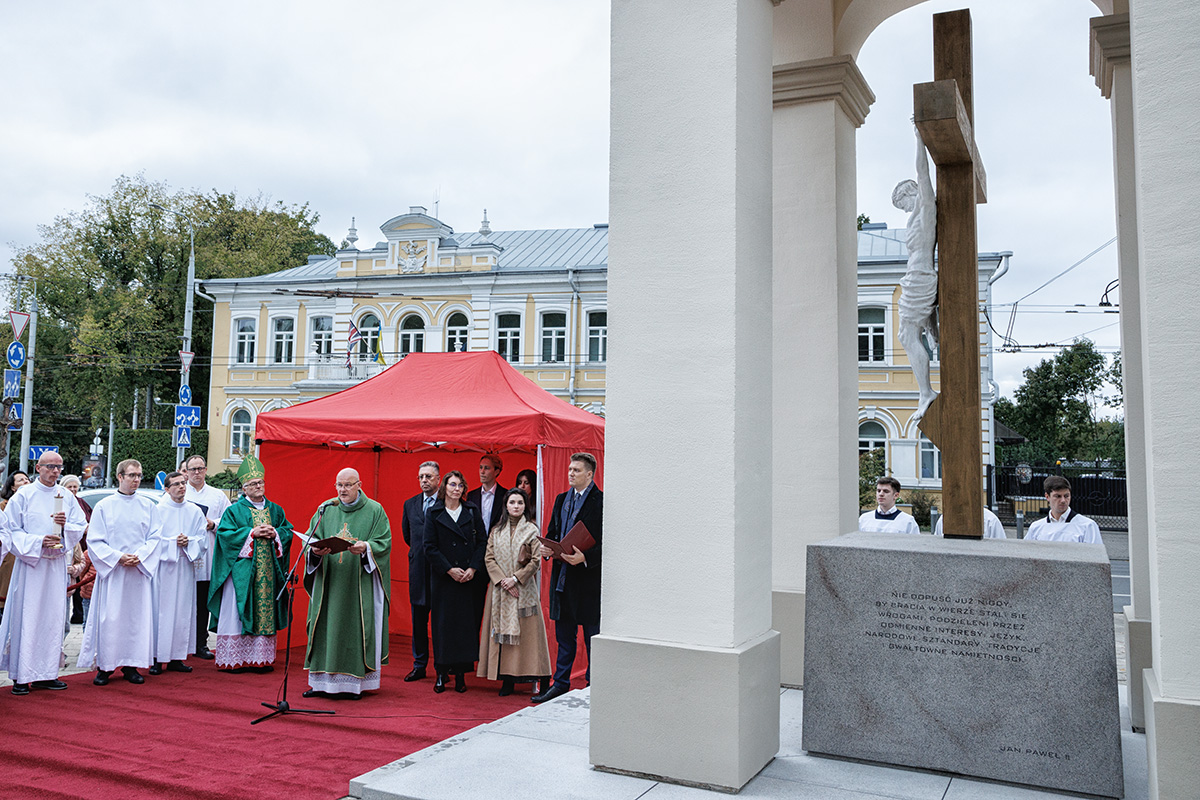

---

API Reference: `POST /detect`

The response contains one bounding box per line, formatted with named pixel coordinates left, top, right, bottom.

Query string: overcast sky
left=0, top=0, right=1120, bottom=411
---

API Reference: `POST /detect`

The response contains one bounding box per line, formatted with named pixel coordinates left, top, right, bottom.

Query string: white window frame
left=310, top=315, right=333, bottom=357
left=271, top=316, right=296, bottom=365
left=495, top=312, right=522, bottom=363
left=858, top=306, right=887, bottom=364
left=399, top=313, right=426, bottom=356
left=445, top=311, right=470, bottom=352
left=230, top=408, right=254, bottom=459
left=540, top=311, right=567, bottom=364
left=357, top=313, right=382, bottom=362
left=587, top=310, right=608, bottom=363
left=920, top=435, right=942, bottom=480
left=858, top=420, right=888, bottom=465
left=234, top=317, right=257, bottom=365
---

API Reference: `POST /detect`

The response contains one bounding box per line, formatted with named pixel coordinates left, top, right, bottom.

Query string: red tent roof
left=254, top=351, right=604, bottom=452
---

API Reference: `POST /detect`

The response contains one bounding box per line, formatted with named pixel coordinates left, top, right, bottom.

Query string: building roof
left=204, top=225, right=608, bottom=286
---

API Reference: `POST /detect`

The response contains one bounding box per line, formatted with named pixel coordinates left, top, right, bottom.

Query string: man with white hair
left=302, top=467, right=392, bottom=699
left=0, top=451, right=86, bottom=694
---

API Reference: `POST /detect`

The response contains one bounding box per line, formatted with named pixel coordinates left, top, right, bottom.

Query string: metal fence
left=990, top=464, right=1128, bottom=531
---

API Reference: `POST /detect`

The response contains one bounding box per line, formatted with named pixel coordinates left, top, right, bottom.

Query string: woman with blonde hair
left=477, top=488, right=551, bottom=696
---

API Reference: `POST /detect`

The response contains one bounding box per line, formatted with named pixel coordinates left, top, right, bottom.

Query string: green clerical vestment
left=303, top=493, right=392, bottom=679
left=208, top=497, right=294, bottom=634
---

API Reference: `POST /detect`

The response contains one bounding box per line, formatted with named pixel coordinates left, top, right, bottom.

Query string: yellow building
left=856, top=221, right=1010, bottom=500
left=201, top=206, right=608, bottom=468
left=202, top=210, right=1005, bottom=488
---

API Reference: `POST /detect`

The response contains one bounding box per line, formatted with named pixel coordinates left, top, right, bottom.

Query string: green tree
left=857, top=213, right=871, bottom=231
left=6, top=174, right=335, bottom=472
left=859, top=447, right=886, bottom=510
left=994, top=339, right=1124, bottom=465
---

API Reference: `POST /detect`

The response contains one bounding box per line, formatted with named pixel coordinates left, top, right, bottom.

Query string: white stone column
left=770, top=54, right=872, bottom=687
left=1091, top=11, right=1152, bottom=733
left=591, top=0, right=780, bottom=791
left=1129, top=2, right=1200, bottom=797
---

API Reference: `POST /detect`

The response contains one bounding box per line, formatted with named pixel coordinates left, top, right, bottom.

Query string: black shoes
left=93, top=670, right=112, bottom=686
left=404, top=667, right=426, bottom=682
left=195, top=647, right=215, bottom=660
left=166, top=660, right=192, bottom=673
left=433, top=672, right=447, bottom=693
left=148, top=663, right=163, bottom=675
left=32, top=679, right=68, bottom=691
left=11, top=683, right=31, bottom=695
left=302, top=689, right=326, bottom=698
left=498, top=678, right=515, bottom=696
left=531, top=683, right=568, bottom=704
left=454, top=674, right=467, bottom=693
left=122, top=667, right=145, bottom=684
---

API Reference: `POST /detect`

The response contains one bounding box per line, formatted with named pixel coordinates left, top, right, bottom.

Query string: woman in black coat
left=423, top=470, right=487, bottom=693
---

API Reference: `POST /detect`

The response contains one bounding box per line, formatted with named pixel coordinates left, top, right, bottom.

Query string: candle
left=52, top=492, right=64, bottom=548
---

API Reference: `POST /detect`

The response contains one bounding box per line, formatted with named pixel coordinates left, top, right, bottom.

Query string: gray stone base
left=1144, top=668, right=1200, bottom=800
left=772, top=588, right=805, bottom=688
left=1121, top=607, right=1152, bottom=731
left=803, top=533, right=1124, bottom=798
left=589, top=629, right=780, bottom=791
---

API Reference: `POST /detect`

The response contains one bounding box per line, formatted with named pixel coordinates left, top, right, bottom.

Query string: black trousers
left=411, top=603, right=430, bottom=669
left=196, top=580, right=211, bottom=650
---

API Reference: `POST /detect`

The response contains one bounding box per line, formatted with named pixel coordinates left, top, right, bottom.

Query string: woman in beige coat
left=478, top=488, right=551, bottom=696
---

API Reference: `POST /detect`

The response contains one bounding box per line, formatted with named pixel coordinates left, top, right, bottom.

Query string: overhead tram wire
left=1002, top=236, right=1117, bottom=348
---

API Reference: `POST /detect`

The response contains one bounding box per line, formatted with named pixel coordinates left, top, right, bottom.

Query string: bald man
left=301, top=468, right=392, bottom=699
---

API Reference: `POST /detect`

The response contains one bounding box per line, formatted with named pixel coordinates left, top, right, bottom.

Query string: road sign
left=174, top=404, right=201, bottom=428
left=28, top=445, right=58, bottom=461
left=3, top=369, right=18, bottom=399
left=180, top=351, right=195, bottom=372
left=9, top=312, right=29, bottom=341
left=7, top=402, right=22, bottom=431
left=178, top=384, right=192, bottom=406
left=174, top=426, right=192, bottom=447
left=154, top=470, right=168, bottom=490
left=6, top=341, right=26, bottom=370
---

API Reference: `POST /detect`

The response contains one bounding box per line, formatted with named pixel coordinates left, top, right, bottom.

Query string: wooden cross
left=915, top=9, right=988, bottom=539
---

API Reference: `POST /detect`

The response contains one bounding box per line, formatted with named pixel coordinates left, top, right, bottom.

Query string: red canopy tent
left=253, top=351, right=605, bottom=648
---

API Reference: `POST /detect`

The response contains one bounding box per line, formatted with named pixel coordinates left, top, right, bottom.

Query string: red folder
left=537, top=522, right=595, bottom=561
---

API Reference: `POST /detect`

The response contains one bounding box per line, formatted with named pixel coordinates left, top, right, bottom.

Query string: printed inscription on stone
left=865, top=591, right=1041, bottom=663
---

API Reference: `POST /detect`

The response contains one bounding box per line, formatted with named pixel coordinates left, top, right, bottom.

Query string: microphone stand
left=252, top=502, right=336, bottom=725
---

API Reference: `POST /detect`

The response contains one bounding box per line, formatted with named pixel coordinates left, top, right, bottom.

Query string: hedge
left=112, top=428, right=210, bottom=481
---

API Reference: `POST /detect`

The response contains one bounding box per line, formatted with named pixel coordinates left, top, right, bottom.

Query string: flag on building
left=373, top=335, right=387, bottom=366
left=346, top=320, right=363, bottom=366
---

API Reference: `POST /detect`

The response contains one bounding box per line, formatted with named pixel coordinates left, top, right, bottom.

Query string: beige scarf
left=488, top=517, right=541, bottom=645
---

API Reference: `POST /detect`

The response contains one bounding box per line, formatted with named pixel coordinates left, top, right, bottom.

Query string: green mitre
left=236, top=453, right=265, bottom=484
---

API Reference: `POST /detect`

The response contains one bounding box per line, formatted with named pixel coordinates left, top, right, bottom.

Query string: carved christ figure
left=893, top=125, right=939, bottom=421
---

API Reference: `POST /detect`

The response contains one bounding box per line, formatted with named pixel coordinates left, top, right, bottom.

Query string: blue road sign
left=154, top=470, right=168, bottom=490
left=3, top=369, right=19, bottom=399
left=174, top=426, right=192, bottom=447
left=173, top=404, right=201, bottom=428
left=8, top=402, right=22, bottom=431
left=28, top=445, right=59, bottom=461
left=178, top=384, right=192, bottom=406
left=6, top=341, right=26, bottom=370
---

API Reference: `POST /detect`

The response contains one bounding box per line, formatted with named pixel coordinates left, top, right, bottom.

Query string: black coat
left=423, top=500, right=487, bottom=667
left=546, top=484, right=602, bottom=625
left=466, top=484, right=507, bottom=534
left=401, top=492, right=435, bottom=606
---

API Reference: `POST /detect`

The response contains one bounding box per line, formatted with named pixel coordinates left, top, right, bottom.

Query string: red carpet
left=2, top=634, right=565, bottom=800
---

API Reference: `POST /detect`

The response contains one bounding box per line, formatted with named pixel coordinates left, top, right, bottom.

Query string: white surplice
left=151, top=499, right=207, bottom=662
left=79, top=492, right=161, bottom=671
left=183, top=482, right=230, bottom=581
left=0, top=481, right=87, bottom=683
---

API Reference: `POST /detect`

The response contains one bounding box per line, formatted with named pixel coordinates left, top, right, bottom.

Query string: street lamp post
left=150, top=203, right=196, bottom=469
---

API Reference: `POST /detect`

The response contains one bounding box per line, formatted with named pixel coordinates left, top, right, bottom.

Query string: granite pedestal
left=802, top=533, right=1123, bottom=798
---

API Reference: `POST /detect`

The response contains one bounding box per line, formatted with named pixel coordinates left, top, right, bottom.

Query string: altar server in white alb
left=0, top=451, right=87, bottom=695
left=934, top=507, right=1007, bottom=539
left=1025, top=476, right=1102, bottom=544
left=79, top=459, right=162, bottom=686
left=151, top=471, right=207, bottom=675
left=858, top=476, right=920, bottom=534
left=181, top=454, right=230, bottom=660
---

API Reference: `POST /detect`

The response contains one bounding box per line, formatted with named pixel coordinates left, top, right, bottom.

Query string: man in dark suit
left=400, top=460, right=440, bottom=681
left=531, top=452, right=602, bottom=704
left=465, top=454, right=506, bottom=535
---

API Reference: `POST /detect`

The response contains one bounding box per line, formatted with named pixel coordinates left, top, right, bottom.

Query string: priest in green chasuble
left=207, top=455, right=294, bottom=672
left=302, top=468, right=392, bottom=699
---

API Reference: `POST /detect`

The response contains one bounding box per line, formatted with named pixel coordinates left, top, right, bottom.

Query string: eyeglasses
left=243, top=480, right=265, bottom=489
left=186, top=466, right=206, bottom=472
left=336, top=481, right=361, bottom=489
left=123, top=473, right=144, bottom=479
left=41, top=464, right=64, bottom=471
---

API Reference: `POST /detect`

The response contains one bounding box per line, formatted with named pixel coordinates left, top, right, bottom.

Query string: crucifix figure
left=912, top=9, right=988, bottom=539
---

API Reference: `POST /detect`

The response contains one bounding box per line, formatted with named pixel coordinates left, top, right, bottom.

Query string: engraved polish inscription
left=865, top=590, right=1041, bottom=663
